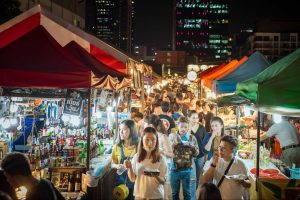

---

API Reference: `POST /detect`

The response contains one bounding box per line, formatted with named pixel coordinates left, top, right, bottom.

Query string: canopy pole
left=128, top=88, right=132, bottom=112
left=235, top=106, right=240, bottom=138
left=115, top=91, right=119, bottom=138
left=86, top=89, right=91, bottom=171
left=199, top=79, right=202, bottom=100
left=141, top=77, right=145, bottom=111
left=256, top=111, right=261, bottom=192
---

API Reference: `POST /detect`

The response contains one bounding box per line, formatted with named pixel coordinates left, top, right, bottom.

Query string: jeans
left=170, top=169, right=191, bottom=200
left=194, top=156, right=204, bottom=189
left=190, top=162, right=197, bottom=200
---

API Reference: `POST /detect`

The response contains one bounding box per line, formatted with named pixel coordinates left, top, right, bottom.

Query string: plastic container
left=86, top=170, right=101, bottom=187
left=289, top=168, right=300, bottom=179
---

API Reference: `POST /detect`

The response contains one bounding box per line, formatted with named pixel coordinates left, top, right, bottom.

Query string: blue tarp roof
left=214, top=51, right=271, bottom=93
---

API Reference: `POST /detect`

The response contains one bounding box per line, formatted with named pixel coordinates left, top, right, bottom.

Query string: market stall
left=0, top=6, right=156, bottom=200
left=235, top=48, right=300, bottom=199
left=0, top=18, right=134, bottom=200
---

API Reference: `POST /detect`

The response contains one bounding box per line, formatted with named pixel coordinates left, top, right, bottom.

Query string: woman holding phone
left=125, top=127, right=168, bottom=200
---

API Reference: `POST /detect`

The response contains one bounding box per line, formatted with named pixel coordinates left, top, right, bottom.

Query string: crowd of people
left=0, top=86, right=253, bottom=200
left=2, top=84, right=300, bottom=200
left=111, top=86, right=252, bottom=200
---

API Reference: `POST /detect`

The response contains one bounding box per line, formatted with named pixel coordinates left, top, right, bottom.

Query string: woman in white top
left=144, top=114, right=173, bottom=199
left=125, top=127, right=168, bottom=200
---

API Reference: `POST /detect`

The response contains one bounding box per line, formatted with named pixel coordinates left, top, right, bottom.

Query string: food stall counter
left=242, top=159, right=288, bottom=200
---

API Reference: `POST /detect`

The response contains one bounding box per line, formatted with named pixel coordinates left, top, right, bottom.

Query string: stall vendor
left=111, top=120, right=139, bottom=200
left=260, top=116, right=300, bottom=168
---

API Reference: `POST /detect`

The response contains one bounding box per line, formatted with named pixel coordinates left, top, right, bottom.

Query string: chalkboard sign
left=63, top=89, right=84, bottom=116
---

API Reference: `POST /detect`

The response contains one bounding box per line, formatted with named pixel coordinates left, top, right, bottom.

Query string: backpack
left=173, top=143, right=194, bottom=170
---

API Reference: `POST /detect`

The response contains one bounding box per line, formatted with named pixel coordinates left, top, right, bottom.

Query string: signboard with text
left=63, top=89, right=84, bottom=116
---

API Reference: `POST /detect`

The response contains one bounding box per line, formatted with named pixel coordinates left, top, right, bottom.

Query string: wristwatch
left=210, top=163, right=216, bottom=168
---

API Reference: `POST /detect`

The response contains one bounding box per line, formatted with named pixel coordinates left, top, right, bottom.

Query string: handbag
left=217, top=157, right=234, bottom=188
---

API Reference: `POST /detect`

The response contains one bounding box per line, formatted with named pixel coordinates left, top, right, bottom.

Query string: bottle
left=68, top=174, right=75, bottom=192
left=74, top=173, right=81, bottom=192
left=99, top=140, right=104, bottom=155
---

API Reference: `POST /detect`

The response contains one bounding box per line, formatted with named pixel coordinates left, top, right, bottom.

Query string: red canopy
left=0, top=7, right=128, bottom=74
left=0, top=13, right=40, bottom=48
left=64, top=41, right=126, bottom=80
left=90, top=44, right=126, bottom=74
left=0, top=26, right=92, bottom=88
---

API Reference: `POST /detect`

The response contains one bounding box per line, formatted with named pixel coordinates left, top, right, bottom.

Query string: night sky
left=134, top=0, right=300, bottom=49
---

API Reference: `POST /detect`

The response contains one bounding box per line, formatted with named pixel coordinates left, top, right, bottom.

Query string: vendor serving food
left=260, top=116, right=300, bottom=168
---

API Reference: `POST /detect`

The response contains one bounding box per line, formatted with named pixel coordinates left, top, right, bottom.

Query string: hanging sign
left=63, top=89, right=84, bottom=116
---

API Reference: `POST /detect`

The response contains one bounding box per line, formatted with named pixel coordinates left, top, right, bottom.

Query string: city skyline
left=134, top=0, right=300, bottom=49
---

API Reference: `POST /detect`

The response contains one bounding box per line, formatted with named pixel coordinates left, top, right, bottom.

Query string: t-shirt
left=266, top=119, right=300, bottom=147
left=131, top=154, right=168, bottom=199
left=26, top=179, right=65, bottom=200
left=111, top=144, right=137, bottom=164
left=159, top=114, right=176, bottom=134
left=157, top=132, right=173, bottom=163
left=204, top=157, right=249, bottom=200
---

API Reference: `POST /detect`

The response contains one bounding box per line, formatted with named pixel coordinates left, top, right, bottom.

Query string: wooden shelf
left=49, top=166, right=86, bottom=173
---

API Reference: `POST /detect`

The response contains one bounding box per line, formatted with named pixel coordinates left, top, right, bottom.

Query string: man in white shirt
left=203, top=135, right=251, bottom=200
left=260, top=116, right=300, bottom=167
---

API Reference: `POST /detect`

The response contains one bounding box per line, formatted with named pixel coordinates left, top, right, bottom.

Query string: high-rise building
left=19, top=0, right=86, bottom=29
left=173, top=0, right=229, bottom=62
left=246, top=19, right=300, bottom=62
left=208, top=0, right=229, bottom=61
left=86, top=0, right=133, bottom=53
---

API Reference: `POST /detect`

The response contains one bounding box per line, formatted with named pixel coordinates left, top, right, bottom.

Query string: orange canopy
left=198, top=63, right=227, bottom=79
left=203, top=57, right=248, bottom=89
left=214, top=57, right=248, bottom=80
left=202, top=60, right=238, bottom=87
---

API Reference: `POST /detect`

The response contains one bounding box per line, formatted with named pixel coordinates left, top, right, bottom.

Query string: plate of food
left=143, top=169, right=160, bottom=177
left=225, top=174, right=247, bottom=181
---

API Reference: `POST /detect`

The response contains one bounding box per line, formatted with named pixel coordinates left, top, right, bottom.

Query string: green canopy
left=235, top=48, right=300, bottom=116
